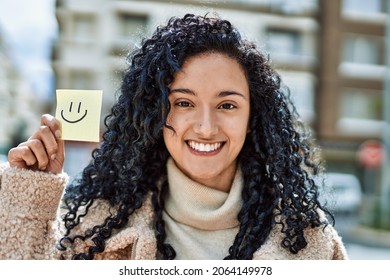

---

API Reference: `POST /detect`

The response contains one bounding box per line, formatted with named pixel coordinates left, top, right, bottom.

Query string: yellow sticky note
left=55, top=89, right=103, bottom=142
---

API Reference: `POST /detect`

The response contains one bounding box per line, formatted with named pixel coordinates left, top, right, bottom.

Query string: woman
left=0, top=13, right=347, bottom=260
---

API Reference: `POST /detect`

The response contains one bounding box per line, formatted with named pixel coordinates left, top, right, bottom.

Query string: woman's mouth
left=187, top=140, right=224, bottom=153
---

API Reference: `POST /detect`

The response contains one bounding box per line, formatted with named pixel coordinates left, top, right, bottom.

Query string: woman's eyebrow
left=218, top=90, right=247, bottom=100
left=170, top=88, right=247, bottom=100
left=169, top=88, right=196, bottom=95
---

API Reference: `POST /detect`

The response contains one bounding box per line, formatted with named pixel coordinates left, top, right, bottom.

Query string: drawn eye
left=60, top=101, right=88, bottom=123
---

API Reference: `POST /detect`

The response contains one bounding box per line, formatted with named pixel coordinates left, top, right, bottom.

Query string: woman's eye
left=219, top=103, right=236, bottom=110
left=176, top=101, right=192, bottom=107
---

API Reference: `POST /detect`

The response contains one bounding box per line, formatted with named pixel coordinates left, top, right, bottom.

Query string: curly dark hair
left=58, top=13, right=332, bottom=260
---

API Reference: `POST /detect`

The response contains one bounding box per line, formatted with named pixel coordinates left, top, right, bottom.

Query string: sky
left=0, top=0, right=58, bottom=101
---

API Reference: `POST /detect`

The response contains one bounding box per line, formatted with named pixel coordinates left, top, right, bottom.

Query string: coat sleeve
left=0, top=163, right=69, bottom=259
left=330, top=226, right=349, bottom=260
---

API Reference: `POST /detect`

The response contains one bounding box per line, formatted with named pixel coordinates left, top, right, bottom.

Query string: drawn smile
left=61, top=101, right=88, bottom=123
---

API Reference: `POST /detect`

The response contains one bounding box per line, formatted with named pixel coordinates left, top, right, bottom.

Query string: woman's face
left=163, top=52, right=250, bottom=192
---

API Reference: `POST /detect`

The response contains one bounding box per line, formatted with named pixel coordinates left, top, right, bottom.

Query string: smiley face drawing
left=55, top=89, right=103, bottom=142
left=61, top=101, right=88, bottom=123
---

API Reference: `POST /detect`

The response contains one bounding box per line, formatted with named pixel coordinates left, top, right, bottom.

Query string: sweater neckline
left=164, top=158, right=243, bottom=231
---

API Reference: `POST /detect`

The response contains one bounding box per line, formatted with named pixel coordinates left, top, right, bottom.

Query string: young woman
left=0, top=13, right=348, bottom=260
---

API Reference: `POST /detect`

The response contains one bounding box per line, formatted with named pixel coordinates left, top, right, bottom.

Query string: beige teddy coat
left=0, top=163, right=348, bottom=260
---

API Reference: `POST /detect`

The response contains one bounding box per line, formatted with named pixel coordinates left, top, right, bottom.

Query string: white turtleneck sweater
left=163, top=158, right=243, bottom=259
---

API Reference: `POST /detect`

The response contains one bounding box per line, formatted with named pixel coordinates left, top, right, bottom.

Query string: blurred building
left=318, top=0, right=386, bottom=197
left=0, top=25, right=41, bottom=157
left=53, top=0, right=319, bottom=176
left=53, top=0, right=387, bottom=191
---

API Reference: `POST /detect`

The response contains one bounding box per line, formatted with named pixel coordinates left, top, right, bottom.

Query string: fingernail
left=51, top=154, right=56, bottom=160
left=55, top=130, right=61, bottom=138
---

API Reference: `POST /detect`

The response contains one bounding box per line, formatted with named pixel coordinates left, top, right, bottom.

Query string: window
left=224, top=0, right=318, bottom=14
left=118, top=13, right=147, bottom=38
left=342, top=34, right=384, bottom=65
left=280, top=72, right=316, bottom=123
left=72, top=14, right=96, bottom=44
left=266, top=28, right=302, bottom=56
left=342, top=0, right=385, bottom=14
left=340, top=88, right=382, bottom=121
left=69, top=70, right=93, bottom=89
left=337, top=88, right=383, bottom=136
left=269, top=0, right=318, bottom=14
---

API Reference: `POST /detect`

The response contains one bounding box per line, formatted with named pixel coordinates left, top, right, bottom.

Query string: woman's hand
left=8, top=114, right=65, bottom=174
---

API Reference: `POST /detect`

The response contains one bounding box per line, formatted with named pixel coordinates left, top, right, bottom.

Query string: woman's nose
left=193, top=108, right=219, bottom=138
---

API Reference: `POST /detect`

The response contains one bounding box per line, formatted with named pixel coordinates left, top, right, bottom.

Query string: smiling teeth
left=188, top=141, right=222, bottom=152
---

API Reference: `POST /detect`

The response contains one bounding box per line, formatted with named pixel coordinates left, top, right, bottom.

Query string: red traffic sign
left=357, top=140, right=384, bottom=169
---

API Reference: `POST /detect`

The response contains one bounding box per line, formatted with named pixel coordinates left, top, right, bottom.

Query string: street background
left=0, top=0, right=389, bottom=260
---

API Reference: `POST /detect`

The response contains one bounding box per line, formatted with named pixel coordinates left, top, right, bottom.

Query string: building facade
left=0, top=27, right=41, bottom=158
left=53, top=0, right=388, bottom=193
left=317, top=0, right=387, bottom=196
